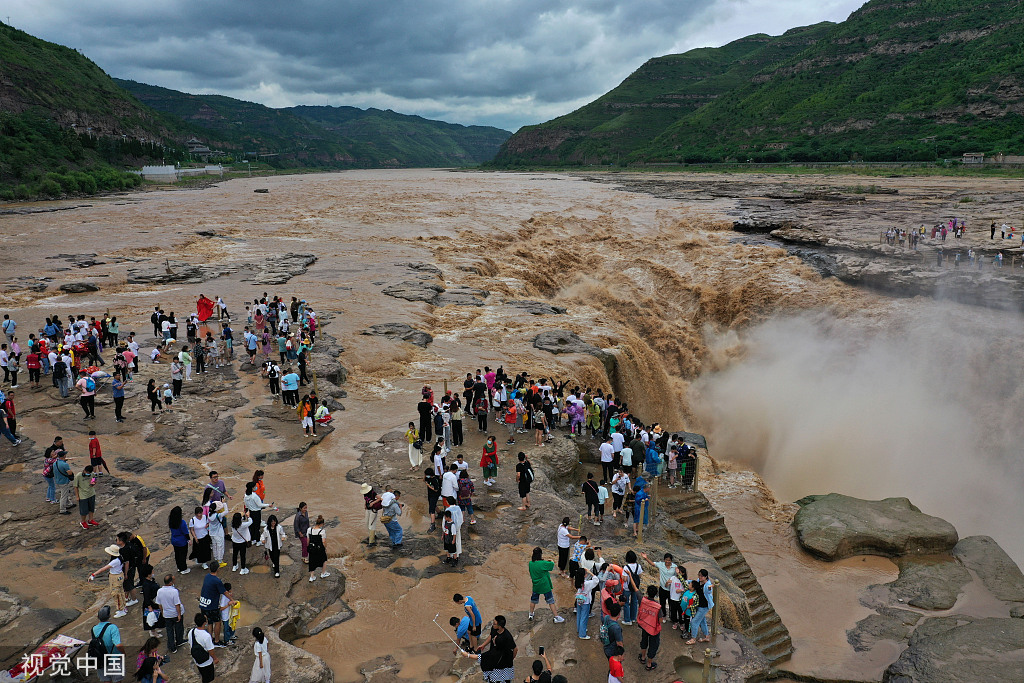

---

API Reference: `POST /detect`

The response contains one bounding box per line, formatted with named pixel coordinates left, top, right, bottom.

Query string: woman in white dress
left=250, top=626, right=271, bottom=683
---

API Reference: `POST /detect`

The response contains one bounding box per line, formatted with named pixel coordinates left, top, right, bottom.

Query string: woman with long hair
left=231, top=510, right=253, bottom=575
left=260, top=514, right=286, bottom=578
left=168, top=506, right=190, bottom=574
left=188, top=505, right=212, bottom=570
left=307, top=515, right=329, bottom=582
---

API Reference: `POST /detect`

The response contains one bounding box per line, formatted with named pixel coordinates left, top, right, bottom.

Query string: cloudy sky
left=8, top=0, right=866, bottom=132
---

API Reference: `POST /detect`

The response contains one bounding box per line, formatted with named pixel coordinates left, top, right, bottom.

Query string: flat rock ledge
left=361, top=323, right=433, bottom=347
left=883, top=617, right=1024, bottom=683
left=794, top=494, right=959, bottom=561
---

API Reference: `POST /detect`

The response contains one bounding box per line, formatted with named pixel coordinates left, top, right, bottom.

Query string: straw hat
left=359, top=483, right=372, bottom=495
left=104, top=544, right=121, bottom=557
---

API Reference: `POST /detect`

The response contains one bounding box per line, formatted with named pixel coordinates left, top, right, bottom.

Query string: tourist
left=474, top=392, right=489, bottom=432
left=503, top=401, right=517, bottom=445
left=249, top=627, right=271, bottom=683
left=582, top=472, right=601, bottom=525
left=441, top=462, right=459, bottom=500
left=76, top=370, right=98, bottom=419
left=118, top=530, right=146, bottom=608
left=198, top=563, right=226, bottom=645
left=111, top=374, right=128, bottom=422
left=480, top=435, right=498, bottom=485
left=230, top=511, right=253, bottom=575
left=641, top=551, right=684, bottom=620
left=90, top=606, right=126, bottom=683
left=280, top=367, right=299, bottom=407
left=0, top=401, right=17, bottom=446
left=633, top=481, right=650, bottom=538
left=527, top=547, right=565, bottom=623
left=261, top=514, right=287, bottom=577
left=146, top=379, right=161, bottom=413
left=424, top=468, right=440, bottom=532
left=243, top=481, right=272, bottom=545
left=405, top=421, right=420, bottom=470
left=168, top=506, right=191, bottom=574
left=189, top=506, right=212, bottom=570
left=208, top=502, right=227, bottom=569
left=155, top=575, right=184, bottom=654
left=608, top=645, right=625, bottom=683
left=220, top=582, right=239, bottom=645
left=602, top=602, right=625, bottom=661
left=54, top=449, right=73, bottom=514
left=307, top=515, right=330, bottom=582
left=74, top=464, right=99, bottom=530
left=574, top=566, right=600, bottom=639
left=42, top=436, right=66, bottom=503
left=686, top=569, right=715, bottom=645
left=556, top=517, right=580, bottom=578
left=88, top=543, right=129, bottom=618
left=380, top=489, right=404, bottom=548
left=134, top=654, right=167, bottom=683
left=186, top=613, right=217, bottom=683
left=362, top=483, right=381, bottom=545
left=442, top=508, right=458, bottom=564
left=457, top=470, right=477, bottom=525
left=600, top=435, right=615, bottom=482
left=53, top=353, right=71, bottom=397
left=453, top=593, right=483, bottom=651
left=451, top=400, right=465, bottom=447
left=515, top=452, right=533, bottom=510
left=621, top=551, right=644, bottom=625
left=637, top=584, right=662, bottom=671
left=161, top=383, right=173, bottom=409
left=138, top=566, right=161, bottom=638
left=442, top=496, right=463, bottom=563
left=293, top=502, right=310, bottom=564
left=474, top=615, right=517, bottom=683
left=89, top=431, right=111, bottom=475
left=170, top=357, right=183, bottom=398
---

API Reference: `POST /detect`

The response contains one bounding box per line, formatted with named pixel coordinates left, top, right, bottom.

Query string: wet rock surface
left=793, top=494, right=959, bottom=561
left=361, top=323, right=434, bottom=347
left=507, top=299, right=567, bottom=315
left=382, top=280, right=444, bottom=302
left=883, top=617, right=1024, bottom=683
left=126, top=253, right=316, bottom=286
left=952, top=535, right=1024, bottom=603
left=876, top=558, right=972, bottom=610
left=58, top=282, right=100, bottom=293
left=848, top=610, right=921, bottom=652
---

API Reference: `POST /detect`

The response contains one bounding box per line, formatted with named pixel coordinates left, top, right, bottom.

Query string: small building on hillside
left=140, top=165, right=178, bottom=182
left=186, top=137, right=213, bottom=161
left=962, top=153, right=985, bottom=164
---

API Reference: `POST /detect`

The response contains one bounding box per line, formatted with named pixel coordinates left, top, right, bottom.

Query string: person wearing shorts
left=527, top=547, right=564, bottom=623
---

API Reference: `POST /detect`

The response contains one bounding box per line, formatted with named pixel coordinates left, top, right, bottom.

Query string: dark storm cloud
left=9, top=0, right=865, bottom=130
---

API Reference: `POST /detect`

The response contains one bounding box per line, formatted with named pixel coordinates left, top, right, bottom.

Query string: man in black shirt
left=417, top=398, right=434, bottom=442
left=476, top=615, right=517, bottom=680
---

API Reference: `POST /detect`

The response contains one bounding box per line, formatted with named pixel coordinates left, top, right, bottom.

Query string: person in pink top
left=76, top=373, right=97, bottom=419
left=484, top=366, right=496, bottom=401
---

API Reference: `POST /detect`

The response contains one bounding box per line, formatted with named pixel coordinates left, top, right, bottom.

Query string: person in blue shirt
left=280, top=368, right=300, bottom=407
left=91, top=606, right=125, bottom=682
left=112, top=376, right=127, bottom=423
left=453, top=593, right=482, bottom=650
left=632, top=483, right=650, bottom=538
left=449, top=615, right=472, bottom=650
left=198, top=564, right=226, bottom=645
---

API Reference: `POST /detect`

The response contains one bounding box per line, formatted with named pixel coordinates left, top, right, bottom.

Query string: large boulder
left=952, top=536, right=1024, bottom=603
left=878, top=559, right=972, bottom=610
left=883, top=618, right=1024, bottom=682
left=793, top=494, right=958, bottom=561
left=59, top=282, right=99, bottom=293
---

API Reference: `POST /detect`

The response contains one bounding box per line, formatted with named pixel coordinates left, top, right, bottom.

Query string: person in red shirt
left=608, top=645, right=625, bottom=683
left=25, top=350, right=42, bottom=386
left=636, top=585, right=663, bottom=671
left=2, top=392, right=16, bottom=435
left=88, top=431, right=111, bottom=475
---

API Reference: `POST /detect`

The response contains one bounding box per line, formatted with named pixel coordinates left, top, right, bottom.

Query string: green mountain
left=494, top=0, right=1024, bottom=166
left=0, top=21, right=183, bottom=199
left=117, top=81, right=511, bottom=167
left=0, top=21, right=511, bottom=200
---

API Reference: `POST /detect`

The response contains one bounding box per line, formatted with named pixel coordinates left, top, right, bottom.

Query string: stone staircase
left=673, top=492, right=794, bottom=666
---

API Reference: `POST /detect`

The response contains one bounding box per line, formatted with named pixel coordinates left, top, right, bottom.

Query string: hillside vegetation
left=493, top=0, right=1024, bottom=166
left=1, top=21, right=510, bottom=200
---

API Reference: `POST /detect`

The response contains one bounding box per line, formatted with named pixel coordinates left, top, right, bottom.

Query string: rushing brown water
left=3, top=169, right=1021, bottom=681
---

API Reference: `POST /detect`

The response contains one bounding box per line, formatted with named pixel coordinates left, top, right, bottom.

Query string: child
left=161, top=383, right=173, bottom=408
left=150, top=346, right=163, bottom=363
left=680, top=580, right=698, bottom=634
left=597, top=480, right=609, bottom=525
left=668, top=572, right=685, bottom=629
left=220, top=582, right=239, bottom=645
left=88, top=431, right=111, bottom=475
left=608, top=645, right=625, bottom=683
left=667, top=448, right=679, bottom=488
left=569, top=535, right=589, bottom=581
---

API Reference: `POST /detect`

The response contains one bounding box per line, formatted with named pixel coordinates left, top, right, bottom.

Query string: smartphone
left=538, top=646, right=545, bottom=655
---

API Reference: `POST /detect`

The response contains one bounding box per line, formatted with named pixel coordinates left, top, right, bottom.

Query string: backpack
left=526, top=464, right=535, bottom=483
left=43, top=457, right=56, bottom=478
left=188, top=628, right=208, bottom=665
left=87, top=623, right=112, bottom=660
left=53, top=362, right=68, bottom=380
left=85, top=377, right=96, bottom=392
left=599, top=620, right=611, bottom=646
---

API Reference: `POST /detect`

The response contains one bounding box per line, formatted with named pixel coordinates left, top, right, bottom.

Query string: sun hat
left=359, top=483, right=372, bottom=495
left=104, top=544, right=121, bottom=557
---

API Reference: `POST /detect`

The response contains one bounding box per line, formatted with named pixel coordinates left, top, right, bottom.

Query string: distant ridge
left=493, top=0, right=1024, bottom=166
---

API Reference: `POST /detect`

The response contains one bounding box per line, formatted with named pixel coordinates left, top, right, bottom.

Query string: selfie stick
left=432, top=612, right=464, bottom=649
